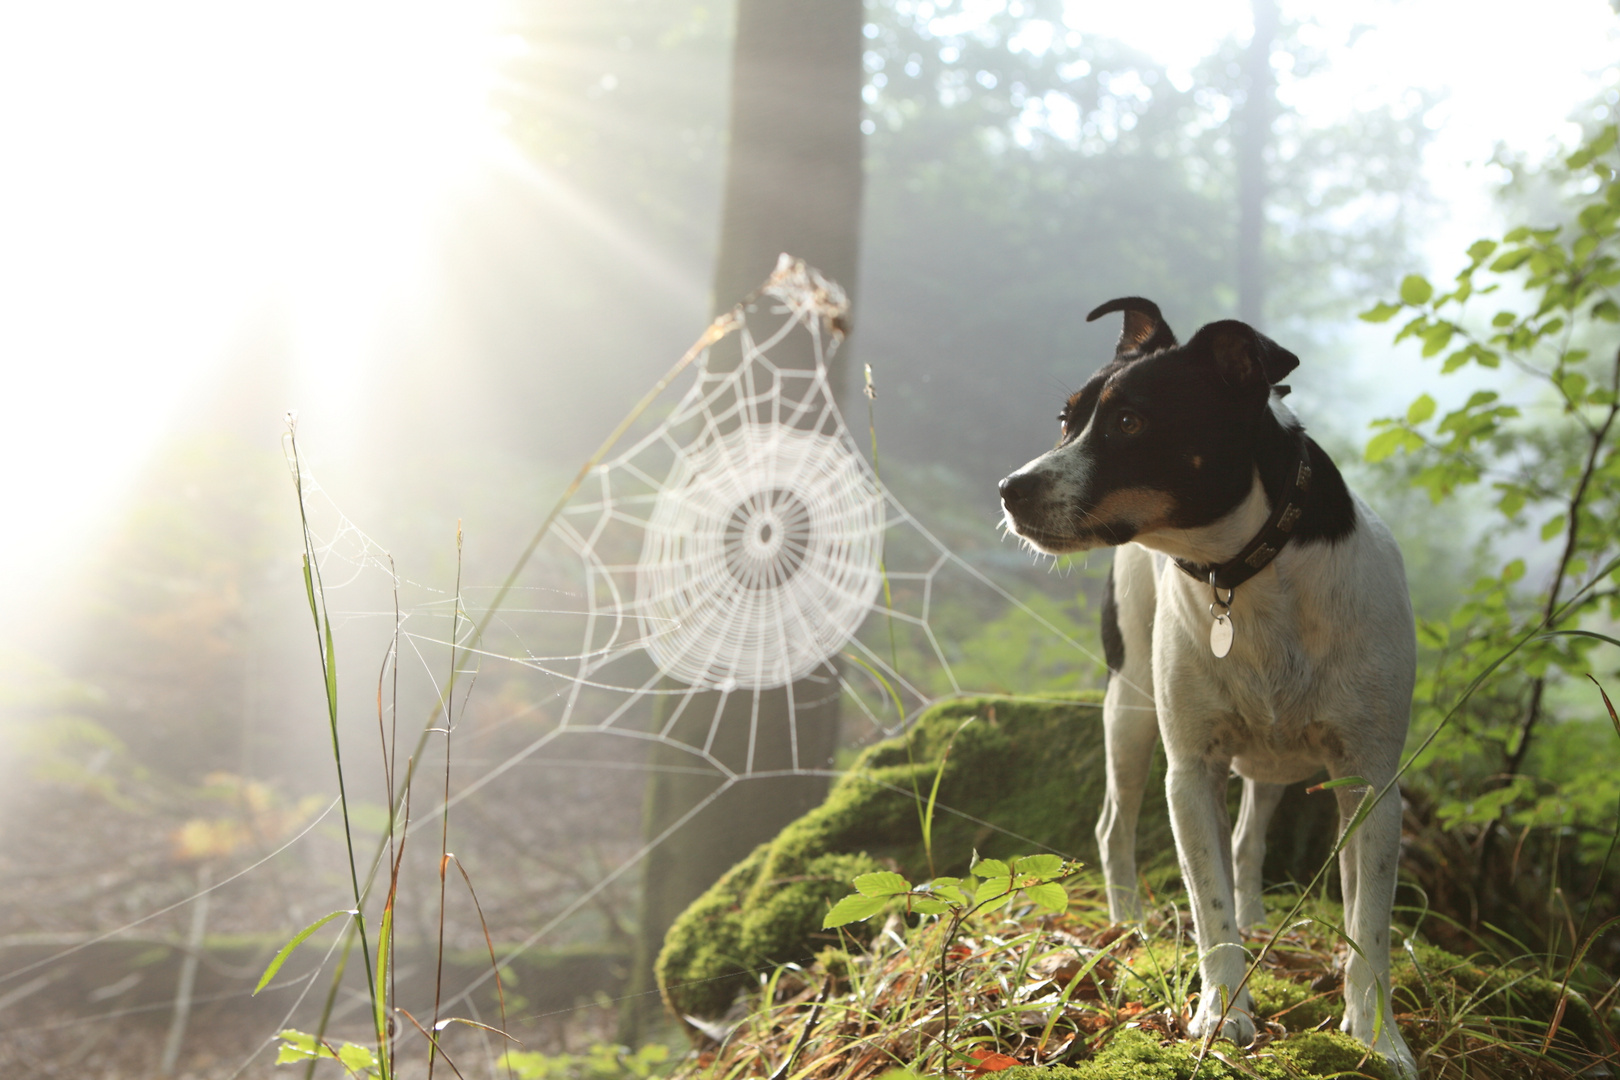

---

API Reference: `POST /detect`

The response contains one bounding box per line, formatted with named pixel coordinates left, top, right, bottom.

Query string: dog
left=998, top=298, right=1417, bottom=1076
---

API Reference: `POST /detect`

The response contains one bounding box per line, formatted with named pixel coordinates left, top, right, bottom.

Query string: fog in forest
left=1, top=1, right=1617, bottom=1074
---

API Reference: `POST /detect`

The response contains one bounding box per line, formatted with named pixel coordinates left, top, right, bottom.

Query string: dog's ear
left=1086, top=297, right=1178, bottom=358
left=1187, top=320, right=1299, bottom=389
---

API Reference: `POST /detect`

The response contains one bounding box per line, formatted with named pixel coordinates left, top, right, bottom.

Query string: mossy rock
left=999, top=1028, right=1397, bottom=1080
left=1391, top=940, right=1607, bottom=1055
left=657, top=693, right=1176, bottom=1019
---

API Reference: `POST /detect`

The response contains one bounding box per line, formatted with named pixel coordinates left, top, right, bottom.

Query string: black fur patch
left=1101, top=562, right=1125, bottom=674
left=1002, top=303, right=1358, bottom=559
left=1260, top=431, right=1357, bottom=546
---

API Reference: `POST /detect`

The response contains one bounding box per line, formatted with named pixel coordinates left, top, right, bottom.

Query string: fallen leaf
left=967, top=1048, right=1020, bottom=1073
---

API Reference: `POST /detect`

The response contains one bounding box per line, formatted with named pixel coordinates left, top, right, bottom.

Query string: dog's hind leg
left=1097, top=676, right=1157, bottom=921
left=1095, top=547, right=1159, bottom=923
left=1232, top=778, right=1286, bottom=929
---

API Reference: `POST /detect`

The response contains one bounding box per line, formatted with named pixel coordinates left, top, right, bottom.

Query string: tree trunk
left=1237, top=0, right=1278, bottom=325
left=624, top=0, right=864, bottom=1042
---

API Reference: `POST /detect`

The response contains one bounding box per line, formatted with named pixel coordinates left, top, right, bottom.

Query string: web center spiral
left=636, top=422, right=884, bottom=690
left=724, top=488, right=810, bottom=589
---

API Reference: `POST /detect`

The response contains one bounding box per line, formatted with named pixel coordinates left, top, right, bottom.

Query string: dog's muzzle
left=998, top=470, right=1049, bottom=516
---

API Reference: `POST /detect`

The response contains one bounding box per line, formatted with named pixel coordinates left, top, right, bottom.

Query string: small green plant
left=821, top=855, right=1076, bottom=928
left=822, top=854, right=1079, bottom=1069
left=274, top=1029, right=383, bottom=1077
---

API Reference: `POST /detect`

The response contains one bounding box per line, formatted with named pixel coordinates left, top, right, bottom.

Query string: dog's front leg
left=1165, top=756, right=1255, bottom=1045
left=1336, top=776, right=1418, bottom=1078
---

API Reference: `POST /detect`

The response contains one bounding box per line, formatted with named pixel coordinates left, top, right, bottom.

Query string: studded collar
left=1172, top=434, right=1314, bottom=592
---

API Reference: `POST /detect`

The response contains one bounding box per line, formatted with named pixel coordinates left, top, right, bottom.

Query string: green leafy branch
left=1359, top=123, right=1620, bottom=839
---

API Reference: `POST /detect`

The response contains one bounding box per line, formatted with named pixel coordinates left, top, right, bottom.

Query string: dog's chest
left=1154, top=557, right=1350, bottom=761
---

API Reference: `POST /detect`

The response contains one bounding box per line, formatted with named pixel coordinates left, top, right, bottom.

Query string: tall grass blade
left=256, top=910, right=355, bottom=995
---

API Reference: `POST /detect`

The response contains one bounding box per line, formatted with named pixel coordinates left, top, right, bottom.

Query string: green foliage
left=1361, top=124, right=1620, bottom=960
left=500, top=1042, right=672, bottom=1080
left=275, top=1029, right=381, bottom=1076
left=822, top=853, right=1077, bottom=928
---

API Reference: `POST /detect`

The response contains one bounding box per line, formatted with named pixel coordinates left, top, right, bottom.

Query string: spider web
left=422, top=257, right=1111, bottom=785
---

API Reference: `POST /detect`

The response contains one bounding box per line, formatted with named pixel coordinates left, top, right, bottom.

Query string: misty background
left=0, top=0, right=1617, bottom=1074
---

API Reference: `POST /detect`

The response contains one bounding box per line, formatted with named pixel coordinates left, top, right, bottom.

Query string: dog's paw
left=1379, top=1031, right=1419, bottom=1080
left=1346, top=1014, right=1417, bottom=1079
left=1187, top=998, right=1256, bottom=1046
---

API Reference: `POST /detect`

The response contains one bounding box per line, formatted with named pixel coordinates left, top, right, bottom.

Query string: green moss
left=658, top=693, right=1174, bottom=1018
left=653, top=842, right=769, bottom=1019
left=1391, top=941, right=1607, bottom=1054
left=1000, top=1029, right=1283, bottom=1080
left=1275, top=1030, right=1398, bottom=1080
left=998, top=1028, right=1395, bottom=1080
left=1248, top=968, right=1335, bottom=1031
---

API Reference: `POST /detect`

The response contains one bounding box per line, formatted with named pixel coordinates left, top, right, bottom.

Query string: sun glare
left=0, top=1, right=506, bottom=588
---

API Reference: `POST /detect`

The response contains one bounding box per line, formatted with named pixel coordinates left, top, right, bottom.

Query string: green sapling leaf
left=1359, top=301, right=1403, bottom=323
left=970, top=857, right=1009, bottom=879
left=975, top=890, right=1014, bottom=916
left=1016, top=853, right=1065, bottom=878
left=1400, top=274, right=1434, bottom=305
left=1023, top=881, right=1069, bottom=913
left=822, top=893, right=889, bottom=928
left=854, top=871, right=911, bottom=898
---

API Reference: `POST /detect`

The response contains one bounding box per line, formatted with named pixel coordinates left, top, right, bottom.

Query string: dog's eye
left=1118, top=410, right=1144, bottom=436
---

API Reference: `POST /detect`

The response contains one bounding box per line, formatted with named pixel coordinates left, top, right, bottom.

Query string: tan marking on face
left=1190, top=454, right=1203, bottom=469
left=1089, top=487, right=1176, bottom=533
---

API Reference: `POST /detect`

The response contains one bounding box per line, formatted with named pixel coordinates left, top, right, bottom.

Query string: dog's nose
left=999, top=471, right=1044, bottom=509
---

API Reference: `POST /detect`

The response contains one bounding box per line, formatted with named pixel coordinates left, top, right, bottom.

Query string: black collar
left=1173, top=434, right=1313, bottom=592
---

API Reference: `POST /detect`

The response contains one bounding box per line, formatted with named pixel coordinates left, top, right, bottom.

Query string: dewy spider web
left=206, top=257, right=1127, bottom=1069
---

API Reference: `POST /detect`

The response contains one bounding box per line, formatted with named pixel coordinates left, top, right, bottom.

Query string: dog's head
left=999, top=297, right=1299, bottom=554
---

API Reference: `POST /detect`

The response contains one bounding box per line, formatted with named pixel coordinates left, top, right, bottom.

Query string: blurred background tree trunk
left=624, top=0, right=864, bottom=1041
left=1237, top=0, right=1278, bottom=325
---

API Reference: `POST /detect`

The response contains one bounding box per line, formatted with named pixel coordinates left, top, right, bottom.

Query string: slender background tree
left=626, top=0, right=865, bottom=1039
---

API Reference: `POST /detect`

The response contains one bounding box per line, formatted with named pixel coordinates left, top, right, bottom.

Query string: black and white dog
left=999, top=298, right=1417, bottom=1076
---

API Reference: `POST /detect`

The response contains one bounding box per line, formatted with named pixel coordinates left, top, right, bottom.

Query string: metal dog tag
left=1210, top=613, right=1234, bottom=658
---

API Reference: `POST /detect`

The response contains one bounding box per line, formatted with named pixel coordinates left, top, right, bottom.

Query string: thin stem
left=865, top=364, right=901, bottom=678
left=428, top=523, right=463, bottom=1080
left=286, top=424, right=381, bottom=1078
left=1506, top=346, right=1620, bottom=779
